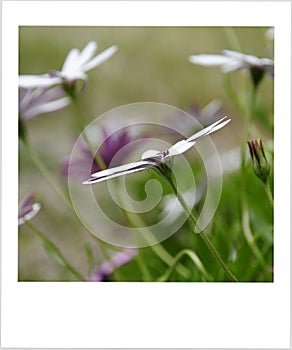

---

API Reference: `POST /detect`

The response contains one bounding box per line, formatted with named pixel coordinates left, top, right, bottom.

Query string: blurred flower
left=247, top=139, right=270, bottom=184
left=62, top=128, right=135, bottom=180
left=19, top=41, right=118, bottom=89
left=83, top=117, right=231, bottom=184
left=188, top=99, right=224, bottom=126
left=90, top=248, right=138, bottom=281
left=265, top=27, right=274, bottom=41
left=189, top=49, right=274, bottom=87
left=18, top=193, right=41, bottom=226
left=19, top=86, right=70, bottom=121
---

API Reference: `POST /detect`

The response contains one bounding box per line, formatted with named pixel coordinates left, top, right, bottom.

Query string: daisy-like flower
left=19, top=41, right=118, bottom=89
left=18, top=193, right=41, bottom=226
left=90, top=248, right=138, bottom=282
left=83, top=116, right=231, bottom=184
left=62, top=128, right=135, bottom=180
left=189, top=49, right=274, bottom=87
left=19, top=86, right=70, bottom=121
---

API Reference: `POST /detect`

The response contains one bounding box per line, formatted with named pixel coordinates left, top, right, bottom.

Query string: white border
left=2, top=1, right=291, bottom=348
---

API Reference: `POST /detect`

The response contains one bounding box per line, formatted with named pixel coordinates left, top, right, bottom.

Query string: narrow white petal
left=187, top=116, right=231, bottom=142
left=141, top=149, right=161, bottom=160
left=19, top=75, right=61, bottom=88
left=189, top=54, right=232, bottom=66
left=24, top=97, right=70, bottom=120
left=83, top=160, right=153, bottom=184
left=166, top=140, right=195, bottom=157
left=77, top=41, right=98, bottom=67
left=221, top=61, right=244, bottom=73
left=222, top=49, right=247, bottom=61
left=61, top=48, right=80, bottom=73
left=82, top=45, right=118, bottom=72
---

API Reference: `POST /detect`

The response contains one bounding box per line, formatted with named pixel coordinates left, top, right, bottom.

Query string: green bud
left=247, top=139, right=270, bottom=184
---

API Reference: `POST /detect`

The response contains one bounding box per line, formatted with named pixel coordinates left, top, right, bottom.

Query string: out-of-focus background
left=19, top=27, right=273, bottom=281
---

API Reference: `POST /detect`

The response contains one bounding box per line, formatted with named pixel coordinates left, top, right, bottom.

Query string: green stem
left=25, top=220, right=86, bottom=281
left=70, top=96, right=106, bottom=170
left=157, top=249, right=214, bottom=282
left=21, top=136, right=71, bottom=206
left=166, top=173, right=238, bottom=282
left=264, top=182, right=274, bottom=209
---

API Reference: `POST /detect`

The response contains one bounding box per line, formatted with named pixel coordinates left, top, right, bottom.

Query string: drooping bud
left=247, top=139, right=270, bottom=184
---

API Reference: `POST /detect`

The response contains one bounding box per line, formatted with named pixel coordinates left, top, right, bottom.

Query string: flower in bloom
left=19, top=41, right=118, bottom=89
left=83, top=116, right=231, bottom=184
left=19, top=86, right=70, bottom=121
left=189, top=49, right=274, bottom=87
left=90, top=248, right=138, bottom=281
left=62, top=128, right=135, bottom=180
left=247, top=139, right=270, bottom=184
left=18, top=193, right=41, bottom=226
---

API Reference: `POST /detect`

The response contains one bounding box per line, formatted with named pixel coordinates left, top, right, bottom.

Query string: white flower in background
left=265, top=27, right=274, bottom=41
left=189, top=49, right=274, bottom=84
left=83, top=116, right=231, bottom=184
left=18, top=193, right=41, bottom=226
left=19, top=86, right=70, bottom=121
left=19, top=41, right=118, bottom=89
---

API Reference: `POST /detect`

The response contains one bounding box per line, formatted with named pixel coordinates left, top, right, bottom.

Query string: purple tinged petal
left=18, top=193, right=41, bottom=226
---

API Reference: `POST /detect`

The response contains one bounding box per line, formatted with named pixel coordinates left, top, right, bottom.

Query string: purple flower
left=18, top=193, right=41, bottom=226
left=62, top=128, right=135, bottom=180
left=19, top=86, right=70, bottom=121
left=90, top=248, right=138, bottom=281
left=19, top=41, right=118, bottom=89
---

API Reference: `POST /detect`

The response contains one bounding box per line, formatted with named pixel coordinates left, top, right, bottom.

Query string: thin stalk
left=264, top=182, right=274, bottom=209
left=70, top=96, right=106, bottom=170
left=21, top=137, right=70, bottom=205
left=25, top=220, right=86, bottom=281
left=157, top=249, right=214, bottom=282
left=166, top=173, right=238, bottom=282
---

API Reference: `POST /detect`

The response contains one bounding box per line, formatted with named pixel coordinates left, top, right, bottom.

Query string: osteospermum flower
left=90, top=248, right=138, bottom=282
left=83, top=116, right=231, bottom=184
left=19, top=86, right=70, bottom=121
left=19, top=41, right=118, bottom=89
left=189, top=49, right=274, bottom=87
left=62, top=128, right=135, bottom=180
left=18, top=193, right=41, bottom=226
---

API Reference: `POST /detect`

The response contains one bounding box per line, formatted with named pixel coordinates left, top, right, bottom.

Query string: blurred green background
left=19, top=27, right=273, bottom=281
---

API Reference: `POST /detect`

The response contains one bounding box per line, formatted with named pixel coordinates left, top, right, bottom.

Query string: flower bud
left=247, top=139, right=270, bottom=184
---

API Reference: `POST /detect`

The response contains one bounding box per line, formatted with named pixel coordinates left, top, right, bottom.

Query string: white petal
left=189, top=54, right=232, bottom=66
left=84, top=160, right=153, bottom=184
left=166, top=140, right=195, bottom=157
left=77, top=41, right=98, bottom=67
left=82, top=45, right=118, bottom=72
left=222, top=49, right=247, bottom=61
left=61, top=48, right=80, bottom=74
left=19, top=75, right=61, bottom=88
left=221, top=60, right=244, bottom=73
left=24, top=97, right=70, bottom=120
left=187, top=116, right=231, bottom=142
left=141, top=149, right=161, bottom=160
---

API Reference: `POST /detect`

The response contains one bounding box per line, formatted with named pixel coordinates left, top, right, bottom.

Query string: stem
left=166, top=174, right=238, bottom=282
left=70, top=96, right=106, bottom=170
left=25, top=220, right=86, bottom=281
left=157, top=249, right=214, bottom=282
left=21, top=136, right=71, bottom=206
left=264, top=182, right=274, bottom=209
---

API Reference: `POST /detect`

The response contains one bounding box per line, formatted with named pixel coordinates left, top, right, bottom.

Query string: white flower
left=83, top=116, right=231, bottom=184
left=18, top=193, right=41, bottom=226
left=19, top=86, right=70, bottom=121
left=189, top=49, right=274, bottom=76
left=19, top=41, right=118, bottom=88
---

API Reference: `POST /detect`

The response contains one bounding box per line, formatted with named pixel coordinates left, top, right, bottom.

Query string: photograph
left=18, top=26, right=274, bottom=282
